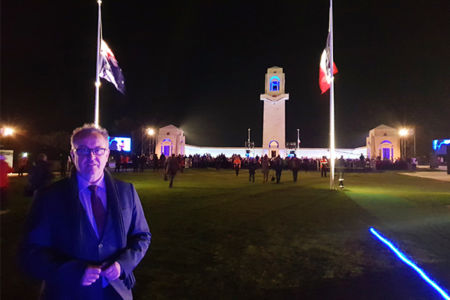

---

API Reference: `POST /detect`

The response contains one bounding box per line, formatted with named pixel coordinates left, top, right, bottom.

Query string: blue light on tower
left=269, top=76, right=280, bottom=91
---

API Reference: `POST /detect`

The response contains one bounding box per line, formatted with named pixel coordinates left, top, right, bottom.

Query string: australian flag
left=99, top=40, right=126, bottom=94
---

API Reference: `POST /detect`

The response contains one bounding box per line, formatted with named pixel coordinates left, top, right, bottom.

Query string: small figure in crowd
left=290, top=155, right=301, bottom=182
left=139, top=154, right=147, bottom=172
left=152, top=154, right=159, bottom=171
left=233, top=155, right=241, bottom=176
left=166, top=154, right=179, bottom=188
left=132, top=153, right=139, bottom=172
left=0, top=155, right=13, bottom=212
left=261, top=155, right=270, bottom=183
left=159, top=154, right=166, bottom=170
left=18, top=154, right=28, bottom=177
left=121, top=155, right=130, bottom=172
left=273, top=155, right=283, bottom=184
left=26, top=153, right=53, bottom=196
left=337, top=155, right=345, bottom=188
left=248, top=157, right=257, bottom=183
left=179, top=155, right=185, bottom=173
left=114, top=153, right=121, bottom=172
left=320, top=156, right=328, bottom=177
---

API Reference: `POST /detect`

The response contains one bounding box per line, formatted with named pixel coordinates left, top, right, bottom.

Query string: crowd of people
left=1, top=149, right=419, bottom=201
left=102, top=152, right=417, bottom=187
left=99, top=152, right=420, bottom=187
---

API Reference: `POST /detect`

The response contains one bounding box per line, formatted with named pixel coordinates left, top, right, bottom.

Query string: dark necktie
left=88, top=185, right=106, bottom=238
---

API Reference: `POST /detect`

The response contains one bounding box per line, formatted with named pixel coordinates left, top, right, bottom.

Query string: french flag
left=319, top=35, right=338, bottom=94
left=99, top=40, right=126, bottom=94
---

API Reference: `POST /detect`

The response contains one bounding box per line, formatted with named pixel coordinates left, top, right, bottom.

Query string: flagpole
left=329, top=0, right=335, bottom=190
left=94, top=0, right=102, bottom=127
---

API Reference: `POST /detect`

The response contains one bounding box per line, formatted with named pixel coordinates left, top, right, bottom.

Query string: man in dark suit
left=21, top=124, right=151, bottom=299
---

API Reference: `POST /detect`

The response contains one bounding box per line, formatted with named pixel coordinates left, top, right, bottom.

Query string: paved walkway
left=400, top=170, right=450, bottom=182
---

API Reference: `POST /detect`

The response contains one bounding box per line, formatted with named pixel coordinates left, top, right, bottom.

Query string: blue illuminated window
left=432, top=139, right=450, bottom=151
left=269, top=76, right=280, bottom=91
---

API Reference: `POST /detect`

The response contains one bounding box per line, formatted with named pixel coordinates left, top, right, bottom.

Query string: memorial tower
left=260, top=67, right=289, bottom=157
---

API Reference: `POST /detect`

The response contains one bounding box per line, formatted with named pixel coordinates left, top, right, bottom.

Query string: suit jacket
left=20, top=170, right=151, bottom=300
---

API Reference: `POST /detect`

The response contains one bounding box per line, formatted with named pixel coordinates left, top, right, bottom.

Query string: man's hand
left=81, top=265, right=102, bottom=286
left=101, top=261, right=121, bottom=281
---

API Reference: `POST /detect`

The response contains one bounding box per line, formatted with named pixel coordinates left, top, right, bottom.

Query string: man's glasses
left=75, top=147, right=107, bottom=156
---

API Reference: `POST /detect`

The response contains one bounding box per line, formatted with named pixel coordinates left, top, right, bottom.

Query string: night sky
left=2, top=0, right=449, bottom=155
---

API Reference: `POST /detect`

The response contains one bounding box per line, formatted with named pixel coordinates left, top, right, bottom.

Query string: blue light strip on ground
left=369, top=227, right=449, bottom=300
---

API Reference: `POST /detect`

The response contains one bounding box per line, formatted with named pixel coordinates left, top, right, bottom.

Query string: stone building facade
left=366, top=124, right=401, bottom=160
left=155, top=125, right=185, bottom=157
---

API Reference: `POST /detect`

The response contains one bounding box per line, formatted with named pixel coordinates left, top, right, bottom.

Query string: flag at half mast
left=319, top=34, right=338, bottom=94
left=99, top=40, right=126, bottom=94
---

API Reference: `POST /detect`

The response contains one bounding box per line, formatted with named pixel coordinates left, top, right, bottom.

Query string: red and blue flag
left=100, top=40, right=126, bottom=94
left=319, top=33, right=338, bottom=94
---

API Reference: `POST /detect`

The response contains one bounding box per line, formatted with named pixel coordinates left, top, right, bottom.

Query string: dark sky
left=2, top=0, right=449, bottom=153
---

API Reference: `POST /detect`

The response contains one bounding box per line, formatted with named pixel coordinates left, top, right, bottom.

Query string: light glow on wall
left=369, top=227, right=449, bottom=300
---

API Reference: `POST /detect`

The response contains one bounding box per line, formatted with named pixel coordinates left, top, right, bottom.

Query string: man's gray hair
left=71, top=123, right=109, bottom=149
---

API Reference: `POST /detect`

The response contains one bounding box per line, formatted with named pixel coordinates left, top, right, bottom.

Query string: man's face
left=71, top=132, right=110, bottom=183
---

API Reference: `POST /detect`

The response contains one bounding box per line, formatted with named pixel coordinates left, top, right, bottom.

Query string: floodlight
left=2, top=127, right=15, bottom=137
left=147, top=128, right=155, bottom=136
left=398, top=128, right=409, bottom=137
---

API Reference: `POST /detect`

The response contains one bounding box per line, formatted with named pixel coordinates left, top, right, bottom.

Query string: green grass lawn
left=1, top=169, right=449, bottom=299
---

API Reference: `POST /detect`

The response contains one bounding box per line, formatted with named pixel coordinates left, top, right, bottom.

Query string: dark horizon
left=2, top=0, right=449, bottom=155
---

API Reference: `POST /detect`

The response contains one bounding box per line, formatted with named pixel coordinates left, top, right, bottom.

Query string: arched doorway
left=269, top=140, right=279, bottom=158
left=161, top=138, right=173, bottom=157
left=269, top=76, right=281, bottom=91
left=379, top=140, right=394, bottom=160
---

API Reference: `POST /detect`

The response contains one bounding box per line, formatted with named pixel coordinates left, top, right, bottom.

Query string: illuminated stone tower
left=260, top=66, right=289, bottom=157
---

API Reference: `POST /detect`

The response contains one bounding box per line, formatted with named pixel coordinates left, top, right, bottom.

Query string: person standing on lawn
left=166, top=154, right=179, bottom=188
left=248, top=157, right=257, bottom=183
left=233, top=155, right=242, bottom=176
left=320, top=156, right=328, bottom=177
left=27, top=153, right=53, bottom=196
left=272, top=155, right=283, bottom=184
left=290, top=155, right=301, bottom=182
left=261, top=155, right=270, bottom=183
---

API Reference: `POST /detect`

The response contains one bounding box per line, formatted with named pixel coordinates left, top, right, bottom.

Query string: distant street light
left=398, top=127, right=416, bottom=158
left=398, top=128, right=409, bottom=137
left=147, top=128, right=155, bottom=136
left=146, top=127, right=156, bottom=154
left=1, top=127, right=15, bottom=137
